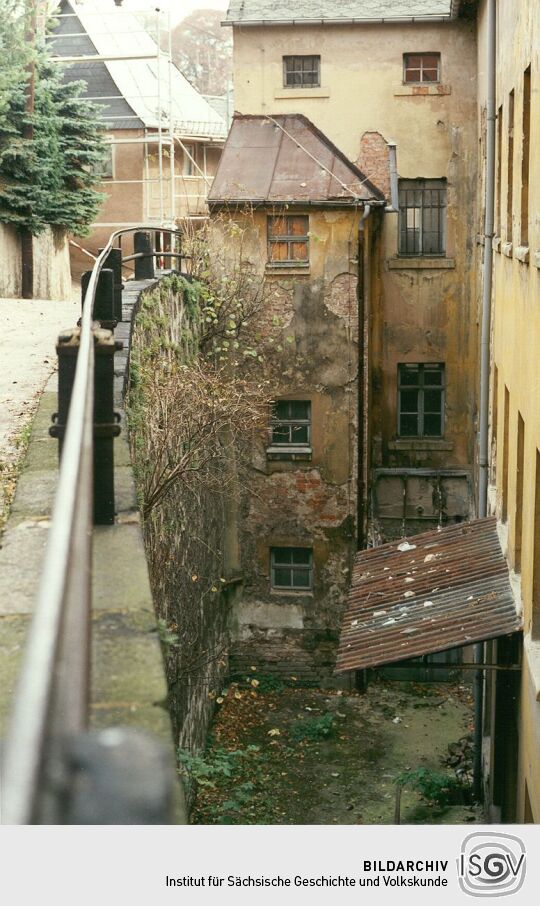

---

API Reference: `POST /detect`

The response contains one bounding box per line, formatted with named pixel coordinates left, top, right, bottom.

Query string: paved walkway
left=0, top=296, right=79, bottom=524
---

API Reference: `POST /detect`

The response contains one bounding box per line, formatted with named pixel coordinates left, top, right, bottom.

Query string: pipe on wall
left=474, top=0, right=497, bottom=805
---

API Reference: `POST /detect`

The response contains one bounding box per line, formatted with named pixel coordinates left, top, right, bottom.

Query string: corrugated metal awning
left=336, top=518, right=522, bottom=673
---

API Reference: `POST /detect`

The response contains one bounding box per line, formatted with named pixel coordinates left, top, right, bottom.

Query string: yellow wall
left=479, top=0, right=540, bottom=823
left=232, top=19, right=478, bottom=531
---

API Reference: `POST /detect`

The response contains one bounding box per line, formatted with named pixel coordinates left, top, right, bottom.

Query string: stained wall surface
left=232, top=19, right=478, bottom=537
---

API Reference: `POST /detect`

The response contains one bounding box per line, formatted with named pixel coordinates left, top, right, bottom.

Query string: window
left=271, top=547, right=313, bottom=590
left=268, top=214, right=309, bottom=265
left=507, top=89, right=514, bottom=243
left=283, top=55, right=320, bottom=88
left=403, top=53, right=440, bottom=84
left=398, top=179, right=446, bottom=256
left=398, top=364, right=445, bottom=438
left=182, top=143, right=196, bottom=176
left=521, top=66, right=531, bottom=246
left=270, top=400, right=311, bottom=447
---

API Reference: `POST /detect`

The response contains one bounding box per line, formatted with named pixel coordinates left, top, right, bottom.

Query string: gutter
left=475, top=0, right=497, bottom=806
left=223, top=17, right=453, bottom=27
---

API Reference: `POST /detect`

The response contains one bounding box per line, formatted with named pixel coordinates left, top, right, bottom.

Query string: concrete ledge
left=274, top=88, right=330, bottom=99
left=394, top=84, right=451, bottom=97
left=387, top=257, right=455, bottom=270
left=492, top=236, right=501, bottom=253
left=533, top=250, right=540, bottom=269
left=502, top=241, right=513, bottom=258
left=388, top=439, right=453, bottom=452
left=514, top=245, right=530, bottom=264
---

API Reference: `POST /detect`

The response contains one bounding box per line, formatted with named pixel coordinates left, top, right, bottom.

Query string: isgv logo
left=458, top=833, right=526, bottom=897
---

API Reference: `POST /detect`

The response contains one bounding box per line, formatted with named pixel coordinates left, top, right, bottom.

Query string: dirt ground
left=187, top=676, right=481, bottom=825
left=0, top=295, right=78, bottom=530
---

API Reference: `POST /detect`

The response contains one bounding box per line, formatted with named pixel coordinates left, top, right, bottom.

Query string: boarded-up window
left=268, top=215, right=309, bottom=265
left=403, top=53, right=440, bottom=84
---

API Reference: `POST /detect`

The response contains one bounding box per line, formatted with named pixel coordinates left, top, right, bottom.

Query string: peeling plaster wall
left=233, top=19, right=478, bottom=537
left=211, top=208, right=361, bottom=680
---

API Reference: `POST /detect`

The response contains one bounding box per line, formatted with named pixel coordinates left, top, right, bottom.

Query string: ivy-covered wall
left=127, top=275, right=240, bottom=753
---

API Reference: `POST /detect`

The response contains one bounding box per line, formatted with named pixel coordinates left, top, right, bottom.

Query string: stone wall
left=0, top=224, right=72, bottom=300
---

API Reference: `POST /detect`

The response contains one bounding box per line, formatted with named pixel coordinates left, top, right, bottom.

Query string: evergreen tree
left=0, top=2, right=106, bottom=235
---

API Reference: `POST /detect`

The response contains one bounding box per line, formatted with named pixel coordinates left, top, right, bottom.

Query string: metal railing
left=1, top=228, right=186, bottom=824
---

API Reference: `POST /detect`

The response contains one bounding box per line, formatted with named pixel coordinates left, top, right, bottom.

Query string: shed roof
left=208, top=114, right=386, bottom=207
left=336, top=518, right=522, bottom=673
left=225, top=0, right=458, bottom=25
left=51, top=1, right=226, bottom=139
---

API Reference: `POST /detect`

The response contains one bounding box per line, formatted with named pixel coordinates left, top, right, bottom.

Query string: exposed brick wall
left=356, top=132, right=391, bottom=202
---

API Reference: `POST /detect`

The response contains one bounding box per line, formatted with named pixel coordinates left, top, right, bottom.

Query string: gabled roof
left=51, top=1, right=227, bottom=139
left=225, top=0, right=458, bottom=26
left=208, top=114, right=386, bottom=207
left=336, top=518, right=522, bottom=673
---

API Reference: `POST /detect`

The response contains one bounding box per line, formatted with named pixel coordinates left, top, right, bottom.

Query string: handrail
left=1, top=226, right=183, bottom=824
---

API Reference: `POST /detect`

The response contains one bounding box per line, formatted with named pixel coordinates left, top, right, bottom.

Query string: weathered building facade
left=208, top=114, right=385, bottom=679
left=211, top=1, right=479, bottom=678
left=226, top=0, right=479, bottom=541
left=477, top=0, right=540, bottom=824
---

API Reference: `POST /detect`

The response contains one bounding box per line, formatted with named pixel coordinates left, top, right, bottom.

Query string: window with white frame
left=398, top=179, right=446, bottom=256
left=182, top=143, right=196, bottom=176
left=270, top=547, right=313, bottom=590
left=398, top=363, right=445, bottom=438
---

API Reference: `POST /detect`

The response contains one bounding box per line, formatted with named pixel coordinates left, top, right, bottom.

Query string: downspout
left=357, top=204, right=371, bottom=551
left=386, top=141, right=399, bottom=212
left=474, top=0, right=497, bottom=804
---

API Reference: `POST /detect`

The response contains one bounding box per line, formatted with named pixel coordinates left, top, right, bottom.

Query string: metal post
left=93, top=328, right=121, bottom=526
left=81, top=269, right=116, bottom=329
left=50, top=329, right=80, bottom=459
left=133, top=231, right=155, bottom=279
left=98, top=247, right=123, bottom=321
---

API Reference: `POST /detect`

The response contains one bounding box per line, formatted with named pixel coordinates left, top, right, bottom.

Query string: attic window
left=403, top=53, right=440, bottom=84
left=283, top=55, right=320, bottom=88
left=267, top=215, right=309, bottom=266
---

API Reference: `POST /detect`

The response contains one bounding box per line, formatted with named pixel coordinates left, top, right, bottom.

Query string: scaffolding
left=48, top=2, right=227, bottom=230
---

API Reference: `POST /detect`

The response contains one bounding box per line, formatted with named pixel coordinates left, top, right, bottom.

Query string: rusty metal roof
left=207, top=114, right=386, bottom=207
left=336, top=518, right=522, bottom=673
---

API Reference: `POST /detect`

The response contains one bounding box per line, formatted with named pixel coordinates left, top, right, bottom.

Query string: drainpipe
left=386, top=141, right=399, bottom=212
left=357, top=204, right=371, bottom=551
left=474, top=0, right=497, bottom=804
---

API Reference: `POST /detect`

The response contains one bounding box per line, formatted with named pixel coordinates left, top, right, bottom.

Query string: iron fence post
left=81, top=268, right=116, bottom=329
left=134, top=231, right=155, bottom=279
left=99, top=247, right=123, bottom=322
left=50, top=328, right=80, bottom=458
left=93, top=328, right=122, bottom=526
